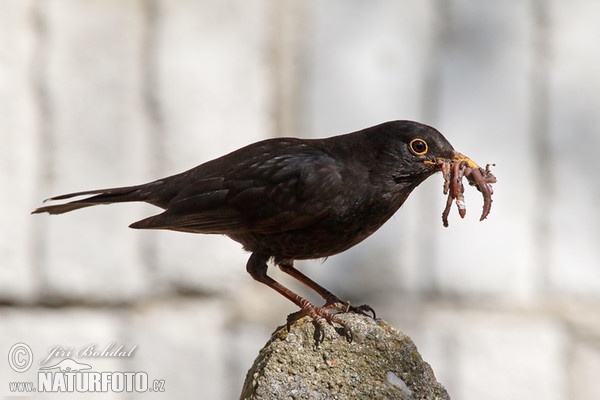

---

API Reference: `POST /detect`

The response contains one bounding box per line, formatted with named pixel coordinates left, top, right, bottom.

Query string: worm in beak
left=437, top=152, right=496, bottom=227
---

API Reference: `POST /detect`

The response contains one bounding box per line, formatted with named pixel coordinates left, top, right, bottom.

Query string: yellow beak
left=452, top=151, right=480, bottom=169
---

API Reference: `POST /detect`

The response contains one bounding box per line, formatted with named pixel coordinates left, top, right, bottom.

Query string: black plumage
left=33, top=120, right=471, bottom=340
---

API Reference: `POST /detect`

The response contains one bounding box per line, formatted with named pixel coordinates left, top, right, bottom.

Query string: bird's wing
left=130, top=149, right=345, bottom=234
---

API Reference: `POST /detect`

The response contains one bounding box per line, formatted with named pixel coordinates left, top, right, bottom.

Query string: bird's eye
left=409, top=138, right=428, bottom=156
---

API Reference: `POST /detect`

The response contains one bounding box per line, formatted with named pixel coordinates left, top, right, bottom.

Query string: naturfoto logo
left=7, top=342, right=165, bottom=394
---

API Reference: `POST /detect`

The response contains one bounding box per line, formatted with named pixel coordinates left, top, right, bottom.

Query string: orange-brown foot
left=286, top=300, right=376, bottom=342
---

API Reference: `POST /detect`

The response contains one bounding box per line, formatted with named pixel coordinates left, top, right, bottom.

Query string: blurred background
left=1, top=0, right=599, bottom=399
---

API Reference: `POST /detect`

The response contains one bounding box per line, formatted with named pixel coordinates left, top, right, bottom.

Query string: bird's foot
left=286, top=304, right=353, bottom=343
left=322, top=295, right=377, bottom=319
left=286, top=299, right=376, bottom=343
left=323, top=301, right=377, bottom=319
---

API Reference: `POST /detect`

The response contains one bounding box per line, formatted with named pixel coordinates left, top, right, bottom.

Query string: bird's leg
left=246, top=253, right=352, bottom=342
left=277, top=260, right=376, bottom=319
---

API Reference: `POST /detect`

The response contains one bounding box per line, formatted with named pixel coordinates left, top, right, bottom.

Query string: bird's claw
left=286, top=301, right=361, bottom=343
left=322, top=296, right=377, bottom=319
left=285, top=298, right=376, bottom=343
left=350, top=304, right=377, bottom=319
left=335, top=323, right=353, bottom=343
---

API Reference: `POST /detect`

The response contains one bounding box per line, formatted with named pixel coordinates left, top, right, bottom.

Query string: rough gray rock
left=240, top=313, right=450, bottom=399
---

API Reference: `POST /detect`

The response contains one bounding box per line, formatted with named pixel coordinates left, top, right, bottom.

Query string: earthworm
left=439, top=160, right=496, bottom=227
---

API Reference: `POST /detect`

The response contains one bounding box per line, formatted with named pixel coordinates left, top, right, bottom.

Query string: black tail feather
left=32, top=185, right=144, bottom=215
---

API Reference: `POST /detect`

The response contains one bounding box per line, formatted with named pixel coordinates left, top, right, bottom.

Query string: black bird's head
left=360, top=120, right=480, bottom=189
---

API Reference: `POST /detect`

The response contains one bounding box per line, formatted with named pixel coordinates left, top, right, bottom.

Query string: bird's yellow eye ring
left=409, top=138, right=428, bottom=156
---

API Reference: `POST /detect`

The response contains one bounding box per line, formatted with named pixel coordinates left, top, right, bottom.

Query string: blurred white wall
left=1, top=1, right=599, bottom=399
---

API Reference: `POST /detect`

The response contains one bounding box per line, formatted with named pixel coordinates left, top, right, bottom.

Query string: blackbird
left=33, top=120, right=483, bottom=339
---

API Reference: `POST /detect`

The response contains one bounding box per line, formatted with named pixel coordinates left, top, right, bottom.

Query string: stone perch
left=240, top=313, right=450, bottom=399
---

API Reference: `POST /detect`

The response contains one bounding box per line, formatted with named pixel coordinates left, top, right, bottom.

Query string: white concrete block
left=570, top=339, right=600, bottom=400
left=547, top=0, right=600, bottom=298
left=151, top=0, right=274, bottom=294
left=38, top=0, right=150, bottom=302
left=304, top=0, right=438, bottom=134
left=154, top=0, right=272, bottom=163
left=414, top=309, right=567, bottom=400
left=0, top=0, right=38, bottom=302
left=433, top=0, right=537, bottom=301
left=127, top=299, right=228, bottom=399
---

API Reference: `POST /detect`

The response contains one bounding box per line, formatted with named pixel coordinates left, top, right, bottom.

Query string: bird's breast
left=229, top=190, right=407, bottom=259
